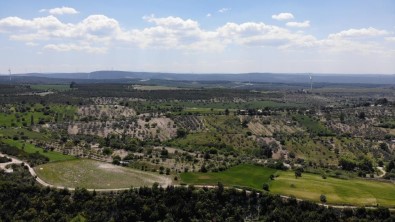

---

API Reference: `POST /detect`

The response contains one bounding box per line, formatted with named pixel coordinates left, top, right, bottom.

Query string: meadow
left=0, top=104, right=76, bottom=127
left=181, top=165, right=277, bottom=190
left=35, top=159, right=171, bottom=189
left=181, top=164, right=395, bottom=207
left=2, top=139, right=75, bottom=162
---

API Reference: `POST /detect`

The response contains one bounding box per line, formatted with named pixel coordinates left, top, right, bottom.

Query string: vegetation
left=0, top=166, right=393, bottom=221
left=2, top=139, right=75, bottom=162
left=1, top=80, right=395, bottom=220
left=182, top=164, right=395, bottom=207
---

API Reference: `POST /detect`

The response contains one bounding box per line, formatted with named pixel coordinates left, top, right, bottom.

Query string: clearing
left=35, top=159, right=172, bottom=189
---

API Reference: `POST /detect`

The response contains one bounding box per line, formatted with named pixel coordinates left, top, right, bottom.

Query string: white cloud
left=44, top=43, right=107, bottom=53
left=218, top=8, right=231, bottom=13
left=143, top=15, right=199, bottom=29
left=206, top=13, right=211, bottom=17
left=48, top=7, right=79, bottom=15
left=131, top=15, right=222, bottom=51
left=328, top=27, right=389, bottom=39
left=272, top=13, right=294, bottom=21
left=386, top=37, right=395, bottom=42
left=0, top=14, right=392, bottom=56
left=39, top=9, right=46, bottom=13
left=286, top=21, right=310, bottom=28
left=26, top=42, right=38, bottom=46
left=217, top=22, right=316, bottom=48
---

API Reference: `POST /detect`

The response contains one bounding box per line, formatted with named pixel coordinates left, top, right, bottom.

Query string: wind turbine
left=8, top=68, right=12, bottom=82
left=309, top=74, right=313, bottom=91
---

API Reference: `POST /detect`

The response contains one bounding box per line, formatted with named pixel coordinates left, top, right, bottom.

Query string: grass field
left=293, top=114, right=333, bottom=136
left=35, top=159, right=172, bottom=189
left=270, top=170, right=395, bottom=207
left=0, top=104, right=76, bottom=127
left=0, top=128, right=49, bottom=140
left=181, top=165, right=277, bottom=190
left=2, top=139, right=75, bottom=162
left=181, top=164, right=395, bottom=207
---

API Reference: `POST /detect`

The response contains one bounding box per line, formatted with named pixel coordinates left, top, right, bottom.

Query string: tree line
left=0, top=166, right=393, bottom=221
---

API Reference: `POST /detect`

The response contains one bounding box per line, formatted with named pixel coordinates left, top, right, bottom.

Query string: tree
left=263, top=147, right=272, bottom=158
left=320, top=194, right=327, bottom=203
left=379, top=143, right=389, bottom=152
left=262, top=183, right=269, bottom=191
left=102, top=148, right=112, bottom=156
left=200, top=164, right=208, bottom=173
left=339, top=158, right=357, bottom=171
left=30, top=115, right=34, bottom=126
left=70, top=81, right=77, bottom=89
left=176, top=129, right=187, bottom=138
left=224, top=108, right=230, bottom=116
left=387, top=160, right=395, bottom=172
left=358, top=112, right=366, bottom=120
left=294, top=168, right=303, bottom=178
left=339, top=113, right=345, bottom=123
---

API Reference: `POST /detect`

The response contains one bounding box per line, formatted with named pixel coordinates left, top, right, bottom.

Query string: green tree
left=294, top=168, right=302, bottom=178
left=262, top=183, right=269, bottom=191
left=387, top=160, right=395, bottom=172
left=320, top=194, right=327, bottom=203
left=224, top=108, right=230, bottom=116
left=176, top=128, right=187, bottom=138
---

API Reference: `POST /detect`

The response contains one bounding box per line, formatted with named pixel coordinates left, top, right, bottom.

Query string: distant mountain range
left=1, top=71, right=394, bottom=85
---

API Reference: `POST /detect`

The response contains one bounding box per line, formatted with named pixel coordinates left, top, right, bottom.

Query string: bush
left=320, top=194, right=327, bottom=203
left=262, top=183, right=269, bottom=191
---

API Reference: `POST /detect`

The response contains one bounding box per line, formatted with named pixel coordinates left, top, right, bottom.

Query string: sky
left=0, top=0, right=394, bottom=74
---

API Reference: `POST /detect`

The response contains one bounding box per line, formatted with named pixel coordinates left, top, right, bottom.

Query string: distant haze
left=1, top=71, right=394, bottom=85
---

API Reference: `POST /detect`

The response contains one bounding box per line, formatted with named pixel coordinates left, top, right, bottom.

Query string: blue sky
left=0, top=0, right=394, bottom=74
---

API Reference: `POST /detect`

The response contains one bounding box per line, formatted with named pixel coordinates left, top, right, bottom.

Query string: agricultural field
left=270, top=170, right=395, bottom=207
left=0, top=103, right=76, bottom=127
left=30, top=84, right=72, bottom=92
left=181, top=165, right=277, bottom=190
left=35, top=159, right=172, bottom=189
left=181, top=164, right=395, bottom=207
left=2, top=139, right=75, bottom=162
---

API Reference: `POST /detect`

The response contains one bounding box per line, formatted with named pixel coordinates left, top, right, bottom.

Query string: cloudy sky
left=0, top=0, right=394, bottom=74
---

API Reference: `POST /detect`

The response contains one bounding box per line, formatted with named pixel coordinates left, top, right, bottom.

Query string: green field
left=270, top=170, right=395, bottom=207
left=133, top=85, right=186, bottom=90
left=0, top=104, right=76, bottom=127
left=35, top=159, right=171, bottom=189
left=293, top=114, right=333, bottom=136
left=181, top=165, right=277, bottom=190
left=30, top=84, right=71, bottom=92
left=0, top=128, right=49, bottom=140
left=181, top=164, right=395, bottom=207
left=2, top=139, right=75, bottom=162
